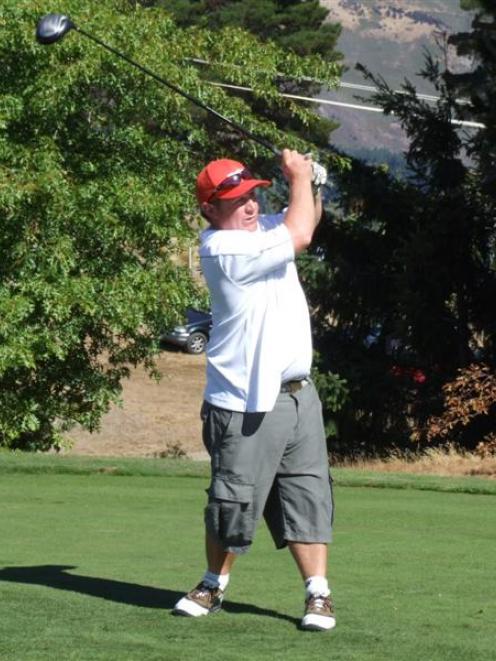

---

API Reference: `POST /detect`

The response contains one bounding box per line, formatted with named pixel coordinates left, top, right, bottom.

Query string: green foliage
left=0, top=0, right=340, bottom=450
left=446, top=1, right=496, bottom=197
left=311, top=357, right=349, bottom=439
left=343, top=145, right=409, bottom=179
left=459, top=0, right=484, bottom=10
left=300, top=42, right=496, bottom=455
left=152, top=0, right=343, bottom=149
left=157, top=0, right=342, bottom=59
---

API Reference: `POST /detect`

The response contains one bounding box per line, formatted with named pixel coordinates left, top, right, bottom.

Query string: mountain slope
left=320, top=0, right=475, bottom=157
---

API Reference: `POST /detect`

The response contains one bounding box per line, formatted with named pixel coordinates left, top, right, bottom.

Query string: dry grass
left=65, top=350, right=496, bottom=479
left=335, top=445, right=496, bottom=478
left=67, top=350, right=207, bottom=458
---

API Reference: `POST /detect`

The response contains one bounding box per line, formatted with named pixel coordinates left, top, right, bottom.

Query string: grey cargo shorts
left=201, top=380, right=334, bottom=554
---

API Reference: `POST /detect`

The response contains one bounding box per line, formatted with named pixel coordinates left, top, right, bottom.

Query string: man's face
left=202, top=190, right=260, bottom=232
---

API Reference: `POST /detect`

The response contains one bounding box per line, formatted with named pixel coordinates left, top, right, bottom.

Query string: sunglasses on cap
left=208, top=168, right=253, bottom=201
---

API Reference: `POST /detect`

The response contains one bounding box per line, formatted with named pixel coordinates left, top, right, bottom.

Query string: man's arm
left=314, top=189, right=323, bottom=226
left=282, top=149, right=322, bottom=254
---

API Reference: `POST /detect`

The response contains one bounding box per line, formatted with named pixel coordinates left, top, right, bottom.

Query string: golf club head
left=36, top=14, right=75, bottom=45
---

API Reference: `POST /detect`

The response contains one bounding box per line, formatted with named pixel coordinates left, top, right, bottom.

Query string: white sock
left=305, top=575, right=330, bottom=598
left=202, top=570, right=230, bottom=591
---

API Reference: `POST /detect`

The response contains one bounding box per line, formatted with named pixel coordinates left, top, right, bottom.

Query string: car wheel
left=185, top=332, right=207, bottom=354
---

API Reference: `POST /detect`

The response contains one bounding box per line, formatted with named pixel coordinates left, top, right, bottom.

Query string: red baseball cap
left=196, top=158, right=271, bottom=204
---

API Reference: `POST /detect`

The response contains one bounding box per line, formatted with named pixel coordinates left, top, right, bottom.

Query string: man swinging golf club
left=35, top=12, right=335, bottom=630
left=173, top=149, right=335, bottom=631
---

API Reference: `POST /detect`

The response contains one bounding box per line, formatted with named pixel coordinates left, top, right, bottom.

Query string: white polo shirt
left=199, top=212, right=313, bottom=412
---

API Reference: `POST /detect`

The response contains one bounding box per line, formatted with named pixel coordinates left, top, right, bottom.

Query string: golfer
left=173, top=149, right=335, bottom=631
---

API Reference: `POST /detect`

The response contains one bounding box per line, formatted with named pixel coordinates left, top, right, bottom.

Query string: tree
left=298, top=41, right=496, bottom=456
left=0, top=0, right=341, bottom=450
left=460, top=1, right=484, bottom=10
left=446, top=0, right=496, bottom=197
left=159, top=0, right=342, bottom=59
left=150, top=0, right=343, bottom=148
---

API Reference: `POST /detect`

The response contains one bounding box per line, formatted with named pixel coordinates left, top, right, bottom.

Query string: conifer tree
left=299, top=14, right=496, bottom=454
left=446, top=0, right=496, bottom=195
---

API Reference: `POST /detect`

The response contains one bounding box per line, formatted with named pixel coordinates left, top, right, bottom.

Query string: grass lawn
left=0, top=455, right=495, bottom=660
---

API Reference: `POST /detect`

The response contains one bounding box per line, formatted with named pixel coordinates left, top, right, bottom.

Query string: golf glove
left=311, top=161, right=328, bottom=190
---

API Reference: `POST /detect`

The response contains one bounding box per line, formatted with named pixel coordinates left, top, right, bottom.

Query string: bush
left=426, top=364, right=496, bottom=451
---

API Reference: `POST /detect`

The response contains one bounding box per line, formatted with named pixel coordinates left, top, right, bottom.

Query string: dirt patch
left=67, top=349, right=207, bottom=458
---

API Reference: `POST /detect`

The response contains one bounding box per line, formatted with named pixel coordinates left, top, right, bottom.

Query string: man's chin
left=243, top=218, right=258, bottom=231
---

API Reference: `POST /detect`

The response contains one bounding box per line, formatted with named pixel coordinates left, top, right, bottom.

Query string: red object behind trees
left=390, top=365, right=427, bottom=383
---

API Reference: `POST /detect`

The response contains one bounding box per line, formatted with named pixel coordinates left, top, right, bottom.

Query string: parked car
left=160, top=308, right=212, bottom=354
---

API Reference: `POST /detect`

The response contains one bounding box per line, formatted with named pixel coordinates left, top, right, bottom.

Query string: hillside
left=320, top=0, right=475, bottom=158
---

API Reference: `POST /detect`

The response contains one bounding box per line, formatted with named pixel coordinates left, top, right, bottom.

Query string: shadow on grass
left=0, top=565, right=298, bottom=625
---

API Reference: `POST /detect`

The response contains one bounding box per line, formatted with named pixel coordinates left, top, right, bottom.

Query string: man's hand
left=281, top=149, right=314, bottom=184
left=281, top=149, right=321, bottom=254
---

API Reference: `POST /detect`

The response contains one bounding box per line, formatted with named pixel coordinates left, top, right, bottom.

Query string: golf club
left=35, top=13, right=281, bottom=156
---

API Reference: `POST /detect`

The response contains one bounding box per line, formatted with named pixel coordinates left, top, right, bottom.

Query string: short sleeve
left=219, top=223, right=294, bottom=285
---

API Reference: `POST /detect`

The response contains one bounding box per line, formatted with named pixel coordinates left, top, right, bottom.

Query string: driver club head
left=36, top=14, right=75, bottom=45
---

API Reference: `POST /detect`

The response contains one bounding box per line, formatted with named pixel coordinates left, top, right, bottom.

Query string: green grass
left=0, top=455, right=495, bottom=660
left=1, top=451, right=495, bottom=494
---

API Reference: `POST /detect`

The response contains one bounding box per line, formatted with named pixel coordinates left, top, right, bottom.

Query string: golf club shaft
left=74, top=25, right=281, bottom=156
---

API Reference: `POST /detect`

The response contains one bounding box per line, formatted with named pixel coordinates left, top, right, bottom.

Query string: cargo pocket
left=205, top=477, right=255, bottom=554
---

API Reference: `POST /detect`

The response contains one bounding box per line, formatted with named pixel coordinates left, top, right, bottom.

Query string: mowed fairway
left=0, top=459, right=495, bottom=661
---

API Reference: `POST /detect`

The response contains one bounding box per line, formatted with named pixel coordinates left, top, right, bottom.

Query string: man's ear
left=201, top=201, right=217, bottom=223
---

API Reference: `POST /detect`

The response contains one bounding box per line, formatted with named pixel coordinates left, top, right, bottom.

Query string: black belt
left=280, top=378, right=309, bottom=394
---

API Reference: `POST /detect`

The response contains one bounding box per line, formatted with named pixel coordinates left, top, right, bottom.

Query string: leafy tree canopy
left=459, top=0, right=484, bottom=10
left=151, top=0, right=343, bottom=147
left=0, top=0, right=342, bottom=450
left=156, top=0, right=342, bottom=59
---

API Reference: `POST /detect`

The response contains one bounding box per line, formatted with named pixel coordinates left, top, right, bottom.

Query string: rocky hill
left=325, top=1, right=459, bottom=44
left=319, top=0, right=475, bottom=160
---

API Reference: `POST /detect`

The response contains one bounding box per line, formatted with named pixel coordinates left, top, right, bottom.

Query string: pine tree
left=445, top=0, right=496, bottom=194
left=299, top=41, right=496, bottom=454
